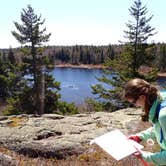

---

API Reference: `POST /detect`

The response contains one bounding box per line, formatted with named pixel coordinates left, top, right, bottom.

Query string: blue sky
left=0, top=0, right=165, bottom=48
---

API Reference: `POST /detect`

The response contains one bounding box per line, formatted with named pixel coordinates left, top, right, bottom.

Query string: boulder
left=0, top=108, right=149, bottom=159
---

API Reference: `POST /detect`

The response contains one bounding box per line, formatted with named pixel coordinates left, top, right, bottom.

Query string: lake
left=50, top=67, right=109, bottom=105
left=50, top=67, right=166, bottom=105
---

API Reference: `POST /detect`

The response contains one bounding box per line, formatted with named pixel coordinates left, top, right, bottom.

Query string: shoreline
left=157, top=72, right=166, bottom=78
left=54, top=64, right=166, bottom=78
left=54, top=63, right=104, bottom=69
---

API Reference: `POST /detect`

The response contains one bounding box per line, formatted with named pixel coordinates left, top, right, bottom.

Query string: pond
left=50, top=67, right=111, bottom=105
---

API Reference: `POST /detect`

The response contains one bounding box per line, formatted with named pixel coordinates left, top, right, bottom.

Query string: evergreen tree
left=79, top=46, right=84, bottom=63
left=107, top=45, right=115, bottom=60
left=0, top=59, right=24, bottom=100
left=2, top=51, right=7, bottom=62
left=159, top=44, right=166, bottom=72
left=11, top=5, right=60, bottom=115
left=92, top=0, right=157, bottom=111
left=124, top=0, right=156, bottom=74
left=100, top=50, right=104, bottom=64
left=8, top=47, right=16, bottom=64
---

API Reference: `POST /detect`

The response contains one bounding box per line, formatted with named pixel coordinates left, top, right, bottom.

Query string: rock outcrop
left=0, top=108, right=150, bottom=159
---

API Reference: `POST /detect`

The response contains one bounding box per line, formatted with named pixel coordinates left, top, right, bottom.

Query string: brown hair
left=123, top=78, right=159, bottom=121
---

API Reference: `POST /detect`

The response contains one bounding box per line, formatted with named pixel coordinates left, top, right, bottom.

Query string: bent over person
left=123, top=78, right=166, bottom=166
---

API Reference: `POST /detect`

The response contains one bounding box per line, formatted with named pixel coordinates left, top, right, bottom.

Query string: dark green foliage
left=124, top=0, right=156, bottom=74
left=11, top=5, right=51, bottom=46
left=92, top=51, right=133, bottom=110
left=85, top=98, right=104, bottom=112
left=4, top=87, right=35, bottom=115
left=4, top=77, right=61, bottom=115
left=124, top=0, right=156, bottom=44
left=159, top=44, right=166, bottom=72
left=8, top=47, right=16, bottom=64
left=0, top=59, right=24, bottom=100
left=44, top=71, right=61, bottom=113
left=46, top=45, right=118, bottom=65
left=56, top=101, right=79, bottom=115
left=91, top=0, right=157, bottom=110
left=107, top=45, right=115, bottom=60
left=6, top=5, right=77, bottom=115
left=10, top=5, right=60, bottom=115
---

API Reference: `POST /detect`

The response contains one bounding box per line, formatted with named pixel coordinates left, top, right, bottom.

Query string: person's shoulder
left=160, top=90, right=166, bottom=100
left=159, top=107, right=166, bottom=121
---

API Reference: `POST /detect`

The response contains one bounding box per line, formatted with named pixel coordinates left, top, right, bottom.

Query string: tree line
left=1, top=42, right=166, bottom=71
left=0, top=44, right=120, bottom=66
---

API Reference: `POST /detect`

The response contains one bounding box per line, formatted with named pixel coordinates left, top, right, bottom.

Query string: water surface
left=50, top=68, right=166, bottom=105
left=50, top=67, right=108, bottom=105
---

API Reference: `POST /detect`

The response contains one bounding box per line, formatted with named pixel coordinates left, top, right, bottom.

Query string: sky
left=0, top=0, right=165, bottom=48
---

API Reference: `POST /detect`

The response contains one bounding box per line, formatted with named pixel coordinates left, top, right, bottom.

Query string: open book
left=90, top=129, right=144, bottom=160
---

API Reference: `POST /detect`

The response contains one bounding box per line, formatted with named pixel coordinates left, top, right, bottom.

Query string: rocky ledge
left=0, top=108, right=150, bottom=160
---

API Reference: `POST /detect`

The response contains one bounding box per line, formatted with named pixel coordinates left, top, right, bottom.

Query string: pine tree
left=92, top=0, right=157, bottom=111
left=11, top=5, right=59, bottom=115
left=0, top=58, right=23, bottom=100
left=124, top=0, right=156, bottom=74
left=159, top=44, right=166, bottom=72
left=107, top=45, right=115, bottom=60
left=8, top=47, right=16, bottom=64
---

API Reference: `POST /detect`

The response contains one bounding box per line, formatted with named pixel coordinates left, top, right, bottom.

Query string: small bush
left=56, top=101, right=79, bottom=115
left=85, top=98, right=104, bottom=112
left=3, top=97, right=22, bottom=115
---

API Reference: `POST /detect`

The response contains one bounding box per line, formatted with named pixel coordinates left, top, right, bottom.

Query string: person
left=123, top=78, right=166, bottom=166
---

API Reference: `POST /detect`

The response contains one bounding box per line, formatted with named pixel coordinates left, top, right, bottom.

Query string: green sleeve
left=141, top=150, right=166, bottom=165
left=137, top=127, right=156, bottom=141
left=158, top=107, right=166, bottom=140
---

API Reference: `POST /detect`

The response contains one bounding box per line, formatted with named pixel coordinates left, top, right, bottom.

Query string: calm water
left=50, top=67, right=110, bottom=105
left=49, top=68, right=166, bottom=105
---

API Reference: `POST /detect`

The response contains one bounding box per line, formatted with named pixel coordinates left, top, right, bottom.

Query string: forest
left=1, top=42, right=166, bottom=69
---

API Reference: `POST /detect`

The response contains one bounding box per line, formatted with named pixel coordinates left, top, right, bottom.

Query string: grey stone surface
left=0, top=108, right=145, bottom=159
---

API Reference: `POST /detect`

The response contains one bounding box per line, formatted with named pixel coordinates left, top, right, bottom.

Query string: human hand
left=128, top=135, right=142, bottom=143
left=133, top=146, right=142, bottom=159
left=133, top=147, right=150, bottom=166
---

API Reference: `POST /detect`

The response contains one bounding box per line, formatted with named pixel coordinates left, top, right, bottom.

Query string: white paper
left=90, top=129, right=144, bottom=160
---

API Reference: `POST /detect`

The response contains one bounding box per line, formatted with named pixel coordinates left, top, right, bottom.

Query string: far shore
left=54, top=64, right=166, bottom=78
left=54, top=63, right=105, bottom=69
left=157, top=72, right=166, bottom=78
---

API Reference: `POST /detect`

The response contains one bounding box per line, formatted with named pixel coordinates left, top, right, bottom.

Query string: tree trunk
left=31, top=45, right=39, bottom=115
left=40, top=67, right=45, bottom=114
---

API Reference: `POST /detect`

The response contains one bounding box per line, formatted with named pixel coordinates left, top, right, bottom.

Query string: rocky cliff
left=0, top=108, right=150, bottom=161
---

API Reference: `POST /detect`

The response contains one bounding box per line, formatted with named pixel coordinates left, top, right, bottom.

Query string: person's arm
left=137, top=127, right=156, bottom=142
left=141, top=150, right=166, bottom=165
left=140, top=108, right=166, bottom=165
left=128, top=127, right=155, bottom=143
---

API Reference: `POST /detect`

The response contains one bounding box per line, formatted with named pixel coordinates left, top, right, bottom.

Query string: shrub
left=56, top=101, right=79, bottom=115
left=85, top=98, right=104, bottom=112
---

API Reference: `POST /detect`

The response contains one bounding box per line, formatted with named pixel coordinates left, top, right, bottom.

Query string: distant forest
left=0, top=45, right=121, bottom=65
left=1, top=43, right=166, bottom=72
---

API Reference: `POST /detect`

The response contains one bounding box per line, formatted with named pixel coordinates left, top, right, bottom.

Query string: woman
left=123, top=78, right=166, bottom=166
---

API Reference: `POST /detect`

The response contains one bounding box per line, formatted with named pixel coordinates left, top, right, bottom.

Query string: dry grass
left=8, top=117, right=29, bottom=127
left=0, top=144, right=155, bottom=166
